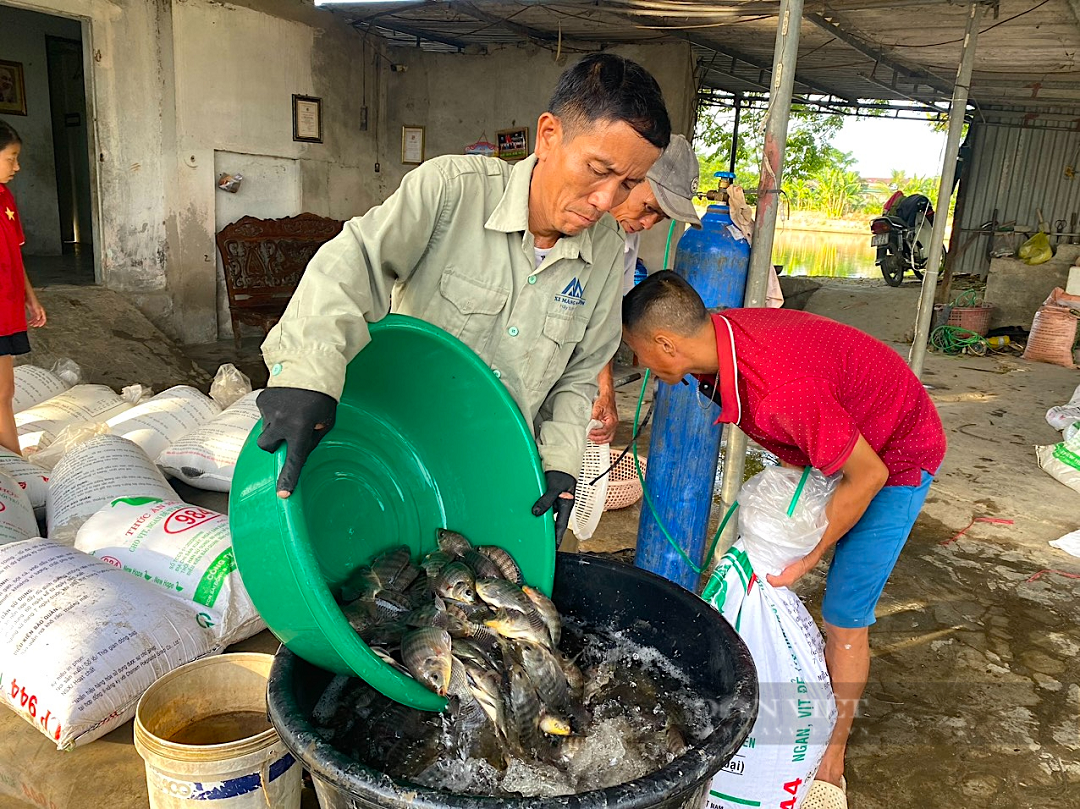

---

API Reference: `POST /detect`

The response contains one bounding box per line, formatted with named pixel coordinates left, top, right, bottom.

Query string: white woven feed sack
left=12, top=365, right=70, bottom=413
left=0, top=446, right=50, bottom=516
left=76, top=498, right=263, bottom=639
left=701, top=541, right=837, bottom=809
left=0, top=469, right=38, bottom=545
left=106, top=385, right=222, bottom=461
left=16, top=385, right=132, bottom=453
left=157, top=390, right=261, bottom=492
left=46, top=435, right=175, bottom=545
left=0, top=539, right=244, bottom=749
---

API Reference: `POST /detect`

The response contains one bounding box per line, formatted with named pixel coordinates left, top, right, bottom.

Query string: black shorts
left=0, top=331, right=30, bottom=357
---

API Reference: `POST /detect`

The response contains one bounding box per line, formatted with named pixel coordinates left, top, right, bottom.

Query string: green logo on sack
left=192, top=548, right=237, bottom=608
left=1052, top=443, right=1080, bottom=471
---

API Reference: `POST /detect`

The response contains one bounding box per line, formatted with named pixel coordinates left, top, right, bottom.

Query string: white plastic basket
left=568, top=433, right=610, bottom=541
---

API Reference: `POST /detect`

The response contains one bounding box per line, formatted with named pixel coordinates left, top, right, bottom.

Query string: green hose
left=662, top=219, right=679, bottom=270
left=929, top=324, right=987, bottom=356
left=631, top=371, right=813, bottom=584
left=632, top=370, right=737, bottom=579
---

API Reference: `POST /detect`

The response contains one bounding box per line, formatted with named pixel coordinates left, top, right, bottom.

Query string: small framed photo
left=0, top=60, right=28, bottom=116
left=292, top=94, right=323, bottom=143
left=401, top=125, right=425, bottom=165
left=497, top=127, right=529, bottom=161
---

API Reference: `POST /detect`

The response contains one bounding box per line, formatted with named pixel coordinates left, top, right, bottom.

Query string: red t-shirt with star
left=699, top=309, right=946, bottom=486
left=0, top=184, right=27, bottom=337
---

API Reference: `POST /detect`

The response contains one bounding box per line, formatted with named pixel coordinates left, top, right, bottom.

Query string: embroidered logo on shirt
left=4, top=208, right=13, bottom=221
left=554, top=277, right=586, bottom=307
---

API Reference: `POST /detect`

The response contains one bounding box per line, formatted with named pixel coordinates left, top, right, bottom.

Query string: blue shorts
left=821, top=470, right=933, bottom=629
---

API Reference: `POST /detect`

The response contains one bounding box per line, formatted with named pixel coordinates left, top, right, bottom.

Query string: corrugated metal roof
left=319, top=1, right=1080, bottom=110
left=953, top=110, right=1080, bottom=278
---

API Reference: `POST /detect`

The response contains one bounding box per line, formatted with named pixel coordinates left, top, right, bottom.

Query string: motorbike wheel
left=880, top=254, right=905, bottom=287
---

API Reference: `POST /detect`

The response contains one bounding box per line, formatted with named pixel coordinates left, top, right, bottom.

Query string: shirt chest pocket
left=524, top=310, right=589, bottom=394
left=430, top=270, right=510, bottom=359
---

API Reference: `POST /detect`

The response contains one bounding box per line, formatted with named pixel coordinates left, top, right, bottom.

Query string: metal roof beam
left=352, top=18, right=482, bottom=53
left=859, top=73, right=946, bottom=112
left=690, top=36, right=858, bottom=104
left=449, top=1, right=600, bottom=48
left=805, top=11, right=953, bottom=95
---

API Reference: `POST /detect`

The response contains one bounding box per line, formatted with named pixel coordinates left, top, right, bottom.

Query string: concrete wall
left=1, top=3, right=698, bottom=344
left=0, top=5, right=81, bottom=255
left=984, top=245, right=1080, bottom=329
left=384, top=42, right=697, bottom=274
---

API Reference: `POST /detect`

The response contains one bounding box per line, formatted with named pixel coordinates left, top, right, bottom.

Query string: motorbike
left=870, top=193, right=944, bottom=287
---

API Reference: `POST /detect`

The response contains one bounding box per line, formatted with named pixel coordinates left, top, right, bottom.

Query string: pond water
left=771, top=228, right=878, bottom=279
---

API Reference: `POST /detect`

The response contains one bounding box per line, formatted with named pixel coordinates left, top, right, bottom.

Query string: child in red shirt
left=0, top=121, right=47, bottom=454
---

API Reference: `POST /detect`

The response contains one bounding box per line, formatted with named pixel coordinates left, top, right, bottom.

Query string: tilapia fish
left=401, top=628, right=453, bottom=696
left=338, top=529, right=594, bottom=768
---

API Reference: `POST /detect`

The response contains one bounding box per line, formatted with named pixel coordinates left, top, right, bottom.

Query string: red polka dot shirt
left=699, top=309, right=946, bottom=486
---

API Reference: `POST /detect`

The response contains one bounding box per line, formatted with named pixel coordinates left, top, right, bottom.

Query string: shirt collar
left=710, top=312, right=742, bottom=425
left=484, top=154, right=594, bottom=266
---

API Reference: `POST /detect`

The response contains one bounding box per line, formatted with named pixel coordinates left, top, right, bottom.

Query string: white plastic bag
left=1046, top=383, right=1080, bottom=431
left=16, top=385, right=133, bottom=453
left=209, top=363, right=253, bottom=409
left=739, top=467, right=838, bottom=577
left=76, top=498, right=263, bottom=640
left=50, top=358, right=82, bottom=387
left=12, top=365, right=71, bottom=414
left=0, top=446, right=50, bottom=516
left=157, top=390, right=261, bottom=491
left=27, top=421, right=112, bottom=472
left=46, top=435, right=175, bottom=545
left=568, top=421, right=610, bottom=542
left=701, top=540, right=837, bottom=809
left=0, top=469, right=38, bottom=545
left=106, top=385, right=222, bottom=461
left=0, top=539, right=254, bottom=749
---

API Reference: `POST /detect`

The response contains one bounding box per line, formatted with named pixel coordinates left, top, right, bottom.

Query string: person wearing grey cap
left=589, top=134, right=702, bottom=444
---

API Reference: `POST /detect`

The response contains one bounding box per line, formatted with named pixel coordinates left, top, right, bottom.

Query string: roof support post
left=706, top=0, right=805, bottom=583
left=908, top=2, right=986, bottom=377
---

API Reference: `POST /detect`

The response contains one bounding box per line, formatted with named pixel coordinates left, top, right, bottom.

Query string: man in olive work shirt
left=257, top=54, right=672, bottom=543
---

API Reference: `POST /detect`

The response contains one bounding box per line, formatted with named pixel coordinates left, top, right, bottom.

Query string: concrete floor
left=23, top=246, right=96, bottom=287
left=2, top=278, right=1079, bottom=808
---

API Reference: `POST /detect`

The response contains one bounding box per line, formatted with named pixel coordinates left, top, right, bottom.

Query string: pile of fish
left=314, top=529, right=706, bottom=797
left=335, top=529, right=587, bottom=761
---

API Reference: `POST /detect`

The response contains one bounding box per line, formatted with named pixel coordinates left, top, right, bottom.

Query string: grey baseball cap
left=647, top=134, right=703, bottom=229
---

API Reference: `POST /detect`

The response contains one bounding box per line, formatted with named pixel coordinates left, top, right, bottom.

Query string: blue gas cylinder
left=635, top=173, right=751, bottom=591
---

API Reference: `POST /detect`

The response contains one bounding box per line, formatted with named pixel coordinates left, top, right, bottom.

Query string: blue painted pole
left=635, top=186, right=751, bottom=591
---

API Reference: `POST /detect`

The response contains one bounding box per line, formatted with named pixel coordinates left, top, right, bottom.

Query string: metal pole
left=908, top=2, right=985, bottom=376
left=705, top=0, right=805, bottom=585
left=729, top=93, right=742, bottom=175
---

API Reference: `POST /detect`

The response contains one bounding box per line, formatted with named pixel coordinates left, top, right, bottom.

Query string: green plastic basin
left=230, top=315, right=554, bottom=711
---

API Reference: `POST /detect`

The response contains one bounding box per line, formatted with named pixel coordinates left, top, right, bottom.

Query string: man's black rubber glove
left=531, top=470, right=577, bottom=548
left=256, top=387, right=338, bottom=498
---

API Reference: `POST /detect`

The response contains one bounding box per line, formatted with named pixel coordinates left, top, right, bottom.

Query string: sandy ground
left=1, top=277, right=1078, bottom=808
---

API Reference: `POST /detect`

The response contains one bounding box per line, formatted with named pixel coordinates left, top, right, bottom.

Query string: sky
left=831, top=116, right=949, bottom=179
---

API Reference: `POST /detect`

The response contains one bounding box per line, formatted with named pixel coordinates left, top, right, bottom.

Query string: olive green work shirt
left=262, top=154, right=625, bottom=476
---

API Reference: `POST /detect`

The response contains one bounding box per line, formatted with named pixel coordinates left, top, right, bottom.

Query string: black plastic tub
left=267, top=552, right=758, bottom=809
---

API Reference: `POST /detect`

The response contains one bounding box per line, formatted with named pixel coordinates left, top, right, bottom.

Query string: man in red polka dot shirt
left=622, top=271, right=946, bottom=796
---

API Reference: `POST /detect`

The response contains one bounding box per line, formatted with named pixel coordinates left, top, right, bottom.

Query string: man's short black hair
left=547, top=54, right=671, bottom=149
left=623, top=271, right=709, bottom=336
left=0, top=121, right=21, bottom=152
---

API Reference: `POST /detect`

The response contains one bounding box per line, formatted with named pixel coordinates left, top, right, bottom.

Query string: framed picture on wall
left=497, top=127, right=529, bottom=161
left=292, top=94, right=323, bottom=143
left=0, top=60, right=27, bottom=116
left=401, top=125, right=425, bottom=165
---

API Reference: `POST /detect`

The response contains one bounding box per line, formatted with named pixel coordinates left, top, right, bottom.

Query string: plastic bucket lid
left=230, top=315, right=554, bottom=711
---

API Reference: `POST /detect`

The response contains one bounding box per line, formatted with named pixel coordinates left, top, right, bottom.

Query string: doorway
left=45, top=34, right=92, bottom=282
left=0, top=4, right=95, bottom=285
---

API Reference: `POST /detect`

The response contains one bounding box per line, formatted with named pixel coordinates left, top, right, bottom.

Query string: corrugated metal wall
left=955, top=111, right=1080, bottom=278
